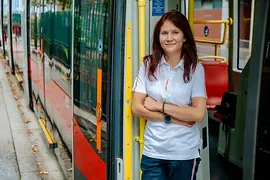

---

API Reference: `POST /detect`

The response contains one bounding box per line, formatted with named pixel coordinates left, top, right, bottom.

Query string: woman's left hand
left=144, top=96, right=162, bottom=112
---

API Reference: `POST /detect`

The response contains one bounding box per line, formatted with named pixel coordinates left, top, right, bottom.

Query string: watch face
left=164, top=115, right=172, bottom=123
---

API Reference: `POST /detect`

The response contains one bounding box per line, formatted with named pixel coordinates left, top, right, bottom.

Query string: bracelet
left=162, top=102, right=165, bottom=114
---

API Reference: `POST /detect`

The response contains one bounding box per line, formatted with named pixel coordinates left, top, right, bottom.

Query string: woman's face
left=159, top=20, right=185, bottom=56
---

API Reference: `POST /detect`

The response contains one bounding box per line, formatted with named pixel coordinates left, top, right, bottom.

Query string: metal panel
left=243, top=0, right=269, bottom=179
left=107, top=0, right=126, bottom=178
left=123, top=21, right=133, bottom=180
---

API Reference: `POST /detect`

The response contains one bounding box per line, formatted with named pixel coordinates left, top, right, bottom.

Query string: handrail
left=188, top=0, right=194, bottom=31
left=199, top=55, right=227, bottom=63
left=194, top=17, right=233, bottom=57
left=96, top=68, right=102, bottom=152
left=194, top=18, right=233, bottom=25
left=137, top=0, right=146, bottom=178
left=124, top=21, right=133, bottom=180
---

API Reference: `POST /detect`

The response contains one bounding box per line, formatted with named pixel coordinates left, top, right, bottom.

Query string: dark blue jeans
left=141, top=155, right=201, bottom=180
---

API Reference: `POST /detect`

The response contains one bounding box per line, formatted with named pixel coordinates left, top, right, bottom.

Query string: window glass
left=238, top=0, right=253, bottom=70
left=73, top=0, right=110, bottom=178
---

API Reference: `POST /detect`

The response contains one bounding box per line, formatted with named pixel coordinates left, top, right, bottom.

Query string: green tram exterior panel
left=73, top=1, right=109, bottom=117
left=41, top=11, right=72, bottom=67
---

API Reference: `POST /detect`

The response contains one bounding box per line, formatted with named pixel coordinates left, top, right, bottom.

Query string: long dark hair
left=144, top=10, right=198, bottom=83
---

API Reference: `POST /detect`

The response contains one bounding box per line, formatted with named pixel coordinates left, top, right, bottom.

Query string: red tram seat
left=201, top=60, right=229, bottom=109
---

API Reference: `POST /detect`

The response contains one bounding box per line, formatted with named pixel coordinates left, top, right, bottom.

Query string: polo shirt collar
left=159, top=55, right=184, bottom=70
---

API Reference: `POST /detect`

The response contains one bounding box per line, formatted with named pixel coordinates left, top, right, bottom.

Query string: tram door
left=72, top=0, right=111, bottom=179
left=243, top=1, right=270, bottom=179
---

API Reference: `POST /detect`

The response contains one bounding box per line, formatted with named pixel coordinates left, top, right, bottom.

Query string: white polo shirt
left=133, top=55, right=207, bottom=160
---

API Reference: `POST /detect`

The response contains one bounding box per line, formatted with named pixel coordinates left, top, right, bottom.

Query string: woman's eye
left=173, top=31, right=179, bottom=34
left=161, top=32, right=168, bottom=35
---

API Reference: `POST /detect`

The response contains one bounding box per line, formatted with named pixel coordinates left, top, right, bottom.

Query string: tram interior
left=143, top=0, right=270, bottom=179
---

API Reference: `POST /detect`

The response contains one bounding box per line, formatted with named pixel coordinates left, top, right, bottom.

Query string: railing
left=194, top=18, right=233, bottom=58
left=124, top=21, right=133, bottom=180
left=199, top=55, right=227, bottom=63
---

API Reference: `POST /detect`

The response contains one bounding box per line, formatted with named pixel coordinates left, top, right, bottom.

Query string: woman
left=132, top=10, right=207, bottom=180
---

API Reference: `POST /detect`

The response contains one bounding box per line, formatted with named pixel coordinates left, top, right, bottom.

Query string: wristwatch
left=164, top=114, right=172, bottom=123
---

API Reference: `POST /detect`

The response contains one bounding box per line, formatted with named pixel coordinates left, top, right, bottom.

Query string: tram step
left=38, top=119, right=57, bottom=149
left=15, top=73, right=23, bottom=83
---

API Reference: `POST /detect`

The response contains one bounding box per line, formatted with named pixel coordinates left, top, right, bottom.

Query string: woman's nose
left=167, top=33, right=173, bottom=41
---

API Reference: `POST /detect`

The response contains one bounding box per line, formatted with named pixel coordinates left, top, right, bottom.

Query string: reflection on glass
left=2, top=0, right=8, bottom=58
left=30, top=0, right=45, bottom=103
left=73, top=0, right=109, bottom=178
left=11, top=0, right=24, bottom=74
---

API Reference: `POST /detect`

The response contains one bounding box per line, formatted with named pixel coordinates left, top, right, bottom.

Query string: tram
left=0, top=0, right=269, bottom=179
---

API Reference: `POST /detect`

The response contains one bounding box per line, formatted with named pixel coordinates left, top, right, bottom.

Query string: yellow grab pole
left=188, top=0, right=194, bottom=32
left=138, top=0, right=146, bottom=64
left=215, top=45, right=219, bottom=57
left=138, top=0, right=146, bottom=177
left=124, top=22, right=133, bottom=180
left=96, top=69, right=102, bottom=152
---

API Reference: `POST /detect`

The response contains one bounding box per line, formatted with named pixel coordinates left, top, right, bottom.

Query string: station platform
left=0, top=59, right=66, bottom=180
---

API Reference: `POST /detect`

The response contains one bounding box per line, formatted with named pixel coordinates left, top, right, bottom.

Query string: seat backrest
left=201, top=61, right=229, bottom=109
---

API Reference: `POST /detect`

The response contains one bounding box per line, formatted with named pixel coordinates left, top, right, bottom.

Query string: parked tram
left=0, top=0, right=269, bottom=179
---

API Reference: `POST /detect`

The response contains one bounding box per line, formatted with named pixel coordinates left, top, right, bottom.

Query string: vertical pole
left=9, top=0, right=15, bottom=74
left=229, top=0, right=239, bottom=91
left=124, top=21, right=133, bottom=180
left=138, top=0, right=146, bottom=178
left=27, top=0, right=34, bottom=110
left=188, top=0, right=194, bottom=32
left=96, top=68, right=102, bottom=152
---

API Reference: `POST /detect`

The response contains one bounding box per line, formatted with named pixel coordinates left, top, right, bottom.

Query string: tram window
left=194, top=0, right=224, bottom=59
left=202, top=0, right=212, bottom=9
left=237, top=0, right=253, bottom=70
left=195, top=0, right=222, bottom=9
left=73, top=2, right=109, bottom=176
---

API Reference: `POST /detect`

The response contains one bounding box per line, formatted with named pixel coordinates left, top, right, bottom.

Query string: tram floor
left=208, top=119, right=243, bottom=180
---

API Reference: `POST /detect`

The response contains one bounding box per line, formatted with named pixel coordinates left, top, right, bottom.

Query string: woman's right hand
left=172, top=118, right=195, bottom=128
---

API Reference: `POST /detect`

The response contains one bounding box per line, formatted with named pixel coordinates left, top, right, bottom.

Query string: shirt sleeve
left=191, top=63, right=207, bottom=99
left=132, top=61, right=147, bottom=94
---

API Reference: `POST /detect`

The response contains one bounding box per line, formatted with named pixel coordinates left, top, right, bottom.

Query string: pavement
left=0, top=59, right=66, bottom=180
